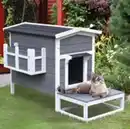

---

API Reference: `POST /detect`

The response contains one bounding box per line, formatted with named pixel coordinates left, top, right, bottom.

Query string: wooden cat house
left=3, top=22, right=125, bottom=122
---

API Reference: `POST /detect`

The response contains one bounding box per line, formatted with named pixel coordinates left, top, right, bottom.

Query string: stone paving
left=0, top=74, right=10, bottom=87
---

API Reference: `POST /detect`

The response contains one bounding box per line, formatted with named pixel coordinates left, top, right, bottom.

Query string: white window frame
left=60, top=51, right=92, bottom=90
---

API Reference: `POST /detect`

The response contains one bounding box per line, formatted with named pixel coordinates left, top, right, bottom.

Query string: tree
left=105, top=0, right=130, bottom=93
left=110, top=0, right=130, bottom=43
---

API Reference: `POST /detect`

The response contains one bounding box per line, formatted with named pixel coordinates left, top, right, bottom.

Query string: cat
left=89, top=73, right=109, bottom=98
left=57, top=73, right=109, bottom=98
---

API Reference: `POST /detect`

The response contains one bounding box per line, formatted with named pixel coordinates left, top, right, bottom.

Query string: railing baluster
left=14, top=42, right=19, bottom=69
left=41, top=48, right=46, bottom=72
left=3, top=44, right=8, bottom=67
left=27, top=49, right=35, bottom=74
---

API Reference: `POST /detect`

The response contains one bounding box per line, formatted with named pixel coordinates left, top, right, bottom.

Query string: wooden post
left=0, top=1, right=4, bottom=57
left=0, top=1, right=10, bottom=73
left=0, top=1, right=9, bottom=73
left=57, top=0, right=64, bottom=25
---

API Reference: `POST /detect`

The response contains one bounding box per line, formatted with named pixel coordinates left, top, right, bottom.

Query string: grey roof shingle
left=4, top=23, right=72, bottom=38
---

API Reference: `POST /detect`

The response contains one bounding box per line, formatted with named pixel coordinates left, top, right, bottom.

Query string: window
left=68, top=56, right=83, bottom=85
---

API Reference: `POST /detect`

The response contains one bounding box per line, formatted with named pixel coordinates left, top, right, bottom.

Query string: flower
left=114, top=44, right=118, bottom=48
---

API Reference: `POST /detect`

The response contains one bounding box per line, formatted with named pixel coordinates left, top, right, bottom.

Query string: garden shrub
left=51, top=0, right=110, bottom=31
left=105, top=0, right=130, bottom=93
left=2, top=0, right=38, bottom=27
left=95, top=34, right=116, bottom=74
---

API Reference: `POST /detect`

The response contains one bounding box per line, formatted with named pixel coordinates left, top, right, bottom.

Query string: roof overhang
left=55, top=28, right=102, bottom=40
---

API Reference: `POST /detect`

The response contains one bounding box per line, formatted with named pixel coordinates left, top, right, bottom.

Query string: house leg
left=120, top=94, right=125, bottom=110
left=10, top=70, right=15, bottom=95
left=83, top=104, right=88, bottom=121
left=55, top=94, right=61, bottom=112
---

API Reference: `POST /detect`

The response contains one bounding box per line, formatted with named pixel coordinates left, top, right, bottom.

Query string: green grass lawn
left=0, top=86, right=130, bottom=129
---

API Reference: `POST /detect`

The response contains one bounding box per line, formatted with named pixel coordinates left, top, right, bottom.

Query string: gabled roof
left=3, top=22, right=102, bottom=39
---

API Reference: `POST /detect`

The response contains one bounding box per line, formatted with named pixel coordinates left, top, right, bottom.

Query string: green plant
left=63, top=0, right=89, bottom=27
left=50, top=3, right=57, bottom=25
left=104, top=44, right=130, bottom=93
left=105, top=0, right=130, bottom=93
left=50, top=0, right=110, bottom=30
left=95, top=35, right=116, bottom=74
left=0, top=55, right=3, bottom=64
left=2, top=0, right=15, bottom=26
left=2, top=0, right=38, bottom=27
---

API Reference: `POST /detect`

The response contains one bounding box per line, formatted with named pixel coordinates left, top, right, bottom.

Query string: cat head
left=91, top=72, right=104, bottom=84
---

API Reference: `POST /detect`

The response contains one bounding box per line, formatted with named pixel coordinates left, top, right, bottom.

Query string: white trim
left=4, top=22, right=102, bottom=34
left=60, top=51, right=91, bottom=89
left=92, top=35, right=95, bottom=72
left=9, top=32, right=11, bottom=46
left=55, top=39, right=60, bottom=112
left=3, top=22, right=26, bottom=30
left=4, top=65, right=44, bottom=75
left=77, top=32, right=95, bottom=37
left=83, top=104, right=88, bottom=120
left=19, top=55, right=28, bottom=59
left=3, top=44, right=8, bottom=66
left=35, top=56, right=43, bottom=60
left=60, top=54, right=72, bottom=60
left=56, top=92, right=125, bottom=122
left=14, top=43, right=19, bottom=69
left=65, top=59, right=69, bottom=90
left=104, top=102, right=120, bottom=109
left=55, top=29, right=102, bottom=40
left=5, top=52, right=15, bottom=56
left=62, top=105, right=79, bottom=111
left=60, top=54, right=72, bottom=90
left=87, top=108, right=123, bottom=122
left=4, top=22, right=102, bottom=40
left=59, top=109, right=86, bottom=121
left=55, top=29, right=80, bottom=39
left=10, top=70, right=15, bottom=95
left=41, top=48, right=46, bottom=72
left=27, top=49, right=35, bottom=74
left=88, top=94, right=124, bottom=106
left=60, top=51, right=92, bottom=57
left=58, top=94, right=85, bottom=105
left=83, top=56, right=90, bottom=82
left=4, top=44, right=46, bottom=75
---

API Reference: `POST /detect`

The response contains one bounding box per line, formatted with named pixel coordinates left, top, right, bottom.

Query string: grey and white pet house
left=3, top=22, right=125, bottom=122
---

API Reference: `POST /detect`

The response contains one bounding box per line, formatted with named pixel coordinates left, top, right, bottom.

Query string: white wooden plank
left=41, top=47, right=46, bottom=72
left=14, top=42, right=19, bottom=69
left=3, top=44, right=8, bottom=66
left=27, top=49, right=35, bottom=74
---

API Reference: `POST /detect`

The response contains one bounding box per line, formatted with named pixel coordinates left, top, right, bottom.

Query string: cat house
left=3, top=22, right=125, bottom=122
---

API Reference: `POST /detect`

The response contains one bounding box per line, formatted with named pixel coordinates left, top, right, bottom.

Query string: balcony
left=3, top=43, right=46, bottom=75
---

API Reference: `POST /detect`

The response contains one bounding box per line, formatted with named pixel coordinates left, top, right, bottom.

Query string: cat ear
left=91, top=72, right=96, bottom=79
left=91, top=72, right=95, bottom=78
left=97, top=72, right=103, bottom=76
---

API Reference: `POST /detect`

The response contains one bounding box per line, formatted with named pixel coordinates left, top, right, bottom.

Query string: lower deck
left=56, top=89, right=125, bottom=122
left=58, top=89, right=124, bottom=103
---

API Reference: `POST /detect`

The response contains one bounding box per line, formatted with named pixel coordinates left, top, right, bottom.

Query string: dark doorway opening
left=68, top=56, right=83, bottom=85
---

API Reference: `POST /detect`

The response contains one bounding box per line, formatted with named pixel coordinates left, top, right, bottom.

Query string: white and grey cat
left=57, top=73, right=109, bottom=98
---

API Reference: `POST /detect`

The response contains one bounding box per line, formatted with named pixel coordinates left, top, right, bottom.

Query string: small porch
left=56, top=89, right=125, bottom=122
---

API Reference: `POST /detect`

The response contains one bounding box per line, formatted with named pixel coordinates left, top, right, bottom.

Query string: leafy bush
left=86, top=0, right=110, bottom=18
left=95, top=35, right=116, bottom=74
left=2, top=0, right=38, bottom=27
left=63, top=0, right=89, bottom=27
left=50, top=3, right=57, bottom=25
left=0, top=55, right=3, bottom=64
left=104, top=43, right=130, bottom=93
left=51, top=0, right=110, bottom=31
left=105, top=0, right=130, bottom=93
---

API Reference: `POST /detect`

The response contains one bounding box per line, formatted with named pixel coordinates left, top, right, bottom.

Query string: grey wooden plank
left=58, top=89, right=124, bottom=103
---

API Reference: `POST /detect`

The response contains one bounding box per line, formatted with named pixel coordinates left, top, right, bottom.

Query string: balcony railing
left=3, top=43, right=46, bottom=75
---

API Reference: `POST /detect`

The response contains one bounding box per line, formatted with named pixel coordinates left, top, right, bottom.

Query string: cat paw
left=57, top=86, right=65, bottom=93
